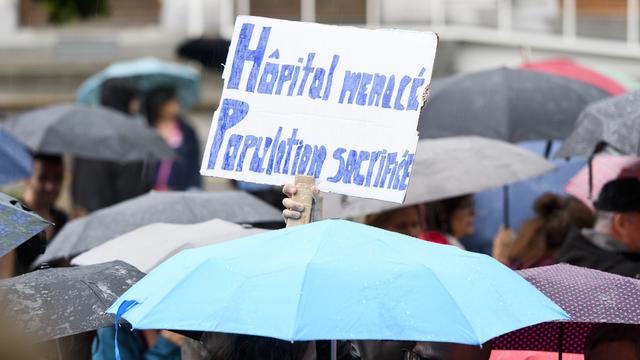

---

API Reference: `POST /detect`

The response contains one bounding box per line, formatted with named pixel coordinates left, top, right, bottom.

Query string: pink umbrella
left=564, top=156, right=640, bottom=210
left=490, top=350, right=583, bottom=360
left=493, top=264, right=640, bottom=355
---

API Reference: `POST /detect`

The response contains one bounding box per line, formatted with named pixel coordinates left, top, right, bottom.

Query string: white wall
left=161, top=0, right=222, bottom=36
left=0, top=0, right=18, bottom=35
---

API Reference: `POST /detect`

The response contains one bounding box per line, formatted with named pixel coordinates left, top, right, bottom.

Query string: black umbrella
left=0, top=261, right=144, bottom=342
left=34, top=190, right=284, bottom=265
left=1, top=103, right=173, bottom=162
left=419, top=67, right=610, bottom=142
left=0, top=192, right=50, bottom=258
left=556, top=90, right=640, bottom=158
left=176, top=37, right=231, bottom=71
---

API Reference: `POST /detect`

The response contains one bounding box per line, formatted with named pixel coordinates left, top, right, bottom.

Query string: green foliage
left=35, top=0, right=110, bottom=24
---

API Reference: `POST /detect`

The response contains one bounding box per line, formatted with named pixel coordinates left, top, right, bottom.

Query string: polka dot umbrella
left=493, top=264, right=640, bottom=356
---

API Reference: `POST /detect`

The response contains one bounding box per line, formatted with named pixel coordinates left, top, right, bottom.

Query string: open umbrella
left=1, top=104, right=173, bottom=162
left=0, top=129, right=32, bottom=185
left=556, top=90, right=640, bottom=158
left=0, top=261, right=144, bottom=342
left=71, top=219, right=266, bottom=273
left=418, top=67, right=610, bottom=142
left=322, top=136, right=555, bottom=219
left=521, top=59, right=638, bottom=96
left=494, top=264, right=640, bottom=354
left=466, top=140, right=586, bottom=254
left=0, top=192, right=50, bottom=258
left=176, top=37, right=230, bottom=71
left=109, top=219, right=567, bottom=348
left=76, top=57, right=200, bottom=108
left=34, top=191, right=283, bottom=266
left=564, top=156, right=640, bottom=210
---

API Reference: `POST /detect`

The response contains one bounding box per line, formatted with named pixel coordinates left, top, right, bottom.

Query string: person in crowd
left=495, top=193, right=594, bottom=269
left=144, top=86, right=201, bottom=191
left=424, top=195, right=477, bottom=249
left=557, top=178, right=640, bottom=278
left=0, top=153, right=67, bottom=278
left=364, top=205, right=424, bottom=238
left=182, top=333, right=359, bottom=360
left=72, top=78, right=151, bottom=215
left=92, top=325, right=183, bottom=360
left=584, top=324, right=640, bottom=360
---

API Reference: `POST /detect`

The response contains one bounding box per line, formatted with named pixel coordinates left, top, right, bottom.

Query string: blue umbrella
left=0, top=129, right=32, bottom=185
left=0, top=192, right=50, bottom=258
left=464, top=141, right=586, bottom=254
left=109, top=219, right=567, bottom=346
left=76, top=57, right=200, bottom=108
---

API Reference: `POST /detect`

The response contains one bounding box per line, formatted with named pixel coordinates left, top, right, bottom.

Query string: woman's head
left=365, top=206, right=423, bottom=238
left=425, top=195, right=476, bottom=239
left=100, top=78, right=140, bottom=115
left=144, top=86, right=180, bottom=128
left=509, top=193, right=594, bottom=267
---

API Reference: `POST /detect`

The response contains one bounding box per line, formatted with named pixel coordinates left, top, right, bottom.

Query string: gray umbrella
left=1, top=103, right=173, bottom=162
left=35, top=191, right=283, bottom=265
left=0, top=261, right=144, bottom=342
left=556, top=90, right=640, bottom=158
left=419, top=67, right=610, bottom=142
left=322, top=136, right=555, bottom=219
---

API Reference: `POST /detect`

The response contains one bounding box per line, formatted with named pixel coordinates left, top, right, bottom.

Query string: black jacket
left=557, top=230, right=640, bottom=279
left=71, top=159, right=151, bottom=213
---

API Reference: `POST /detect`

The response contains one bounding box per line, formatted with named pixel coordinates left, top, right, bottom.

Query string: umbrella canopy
left=0, top=261, right=144, bottom=342
left=564, top=156, right=640, bottom=210
left=522, top=58, right=640, bottom=94
left=109, top=219, right=567, bottom=345
left=34, top=191, right=283, bottom=265
left=323, top=136, right=555, bottom=219
left=521, top=59, right=631, bottom=96
left=0, top=192, right=50, bottom=258
left=0, top=130, right=32, bottom=186
left=466, top=141, right=586, bottom=254
left=418, top=67, right=610, bottom=142
left=176, top=37, right=230, bottom=71
left=71, top=219, right=267, bottom=273
left=1, top=104, right=173, bottom=162
left=76, top=57, right=200, bottom=108
left=494, top=264, right=640, bottom=353
left=556, top=90, right=640, bottom=158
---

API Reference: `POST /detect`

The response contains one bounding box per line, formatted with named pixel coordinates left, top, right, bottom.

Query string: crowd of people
left=1, top=72, right=640, bottom=360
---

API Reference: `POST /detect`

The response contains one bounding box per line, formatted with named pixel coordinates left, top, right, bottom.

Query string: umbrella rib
left=420, top=264, right=482, bottom=344
left=288, top=229, right=329, bottom=341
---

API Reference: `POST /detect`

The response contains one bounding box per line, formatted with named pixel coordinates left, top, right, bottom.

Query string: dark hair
left=32, top=152, right=63, bottom=165
left=100, top=78, right=139, bottom=115
left=585, top=324, right=640, bottom=359
left=230, top=335, right=307, bottom=360
left=144, top=86, right=177, bottom=127
left=365, top=205, right=422, bottom=230
left=425, top=195, right=474, bottom=235
left=509, top=193, right=594, bottom=268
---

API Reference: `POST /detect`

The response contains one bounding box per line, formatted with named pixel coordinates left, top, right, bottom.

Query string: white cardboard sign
left=201, top=16, right=437, bottom=203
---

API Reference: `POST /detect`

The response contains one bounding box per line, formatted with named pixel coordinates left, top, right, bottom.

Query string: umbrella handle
left=502, top=186, right=510, bottom=228
left=286, top=175, right=316, bottom=227
left=331, top=340, right=337, bottom=360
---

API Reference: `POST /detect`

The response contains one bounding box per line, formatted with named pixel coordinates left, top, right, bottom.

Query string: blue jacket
left=92, top=326, right=181, bottom=360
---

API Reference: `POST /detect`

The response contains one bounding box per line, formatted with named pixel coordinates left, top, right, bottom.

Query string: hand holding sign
left=201, top=16, right=437, bottom=203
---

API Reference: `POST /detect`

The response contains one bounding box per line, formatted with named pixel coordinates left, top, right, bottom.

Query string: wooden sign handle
left=286, top=175, right=316, bottom=227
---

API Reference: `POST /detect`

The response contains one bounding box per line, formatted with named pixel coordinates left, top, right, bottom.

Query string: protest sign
left=201, top=16, right=437, bottom=203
